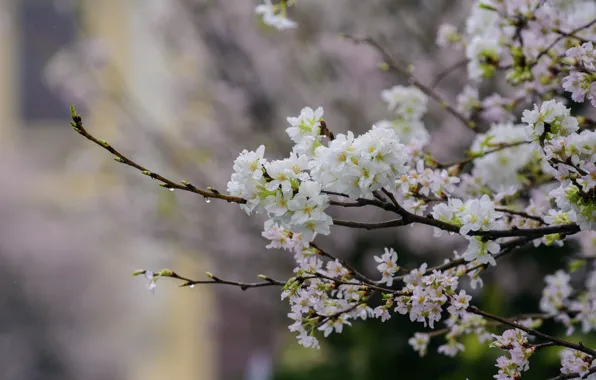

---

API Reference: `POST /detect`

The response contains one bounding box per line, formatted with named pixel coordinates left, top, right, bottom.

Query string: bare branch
left=344, top=35, right=476, bottom=131
left=431, top=59, right=468, bottom=89
left=435, top=141, right=529, bottom=170
left=70, top=106, right=245, bottom=204
left=134, top=269, right=285, bottom=291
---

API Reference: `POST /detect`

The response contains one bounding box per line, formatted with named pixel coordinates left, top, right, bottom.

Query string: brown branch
left=310, top=241, right=379, bottom=286
left=406, top=236, right=532, bottom=280
left=333, top=212, right=579, bottom=239
left=70, top=106, right=245, bottom=204
left=468, top=306, right=596, bottom=357
left=532, top=342, right=557, bottom=350
left=431, top=59, right=468, bottom=89
left=333, top=218, right=405, bottom=230
left=329, top=200, right=366, bottom=207
left=311, top=271, right=395, bottom=294
left=464, top=237, right=533, bottom=274
left=495, top=207, right=546, bottom=225
left=533, top=18, right=596, bottom=65
left=549, top=367, right=596, bottom=380
left=552, top=27, right=596, bottom=46
left=314, top=295, right=373, bottom=329
left=344, top=35, right=476, bottom=130
left=320, top=120, right=335, bottom=141
left=435, top=141, right=528, bottom=170
left=134, top=269, right=285, bottom=291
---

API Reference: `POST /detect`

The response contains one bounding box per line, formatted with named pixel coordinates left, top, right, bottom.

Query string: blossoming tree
left=70, top=1, right=596, bottom=379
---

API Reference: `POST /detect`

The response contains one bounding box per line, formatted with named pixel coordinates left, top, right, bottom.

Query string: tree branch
left=468, top=306, right=596, bottom=357
left=70, top=106, right=245, bottom=204
left=431, top=59, right=468, bottom=89
left=344, top=35, right=476, bottom=130
left=134, top=269, right=285, bottom=290
left=435, top=141, right=529, bottom=170
left=549, top=367, right=596, bottom=380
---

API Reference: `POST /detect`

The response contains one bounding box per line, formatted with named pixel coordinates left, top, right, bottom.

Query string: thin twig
left=431, top=59, right=468, bottom=89
left=552, top=27, right=596, bottom=46
left=70, top=106, right=245, bottom=204
left=435, top=141, right=528, bottom=169
left=310, top=241, right=381, bottom=287
left=468, top=306, right=596, bottom=357
left=135, top=269, right=285, bottom=291
left=344, top=35, right=475, bottom=130
left=533, top=18, right=596, bottom=64
left=314, top=298, right=370, bottom=329
left=549, top=367, right=596, bottom=380
left=495, top=207, right=546, bottom=225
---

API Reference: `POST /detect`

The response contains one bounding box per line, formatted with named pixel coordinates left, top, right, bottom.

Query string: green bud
left=568, top=259, right=586, bottom=273
left=377, top=62, right=390, bottom=71
left=205, top=271, right=215, bottom=279
left=132, top=269, right=146, bottom=276
left=114, top=157, right=125, bottom=163
left=480, top=63, right=496, bottom=79
left=142, top=170, right=152, bottom=176
left=158, top=269, right=174, bottom=277
left=98, top=139, right=110, bottom=147
left=478, top=3, right=497, bottom=11
left=257, top=274, right=268, bottom=280
left=70, top=104, right=78, bottom=118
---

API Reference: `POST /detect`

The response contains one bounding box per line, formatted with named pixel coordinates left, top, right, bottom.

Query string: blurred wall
left=0, top=1, right=216, bottom=379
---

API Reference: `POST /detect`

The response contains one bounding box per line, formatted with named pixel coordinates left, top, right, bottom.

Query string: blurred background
left=0, top=0, right=590, bottom=379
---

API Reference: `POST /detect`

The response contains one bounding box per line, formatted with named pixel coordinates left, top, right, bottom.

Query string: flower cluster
left=227, top=141, right=332, bottom=241
left=456, top=85, right=480, bottom=119
left=490, top=329, right=534, bottom=380
left=393, top=160, right=460, bottom=216
left=539, top=262, right=596, bottom=336
left=563, top=42, right=596, bottom=106
left=393, top=266, right=471, bottom=329
left=431, top=195, right=503, bottom=265
left=432, top=195, right=503, bottom=236
left=539, top=270, right=572, bottom=316
left=374, top=248, right=399, bottom=286
left=377, top=85, right=430, bottom=146
left=255, top=0, right=297, bottom=30
left=522, top=100, right=579, bottom=144
left=468, top=123, right=534, bottom=192
left=559, top=349, right=595, bottom=378
left=310, top=126, right=409, bottom=199
left=437, top=312, right=490, bottom=358
left=286, top=106, right=325, bottom=158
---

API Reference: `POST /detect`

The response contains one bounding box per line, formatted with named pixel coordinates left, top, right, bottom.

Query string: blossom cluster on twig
left=72, top=1, right=596, bottom=378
